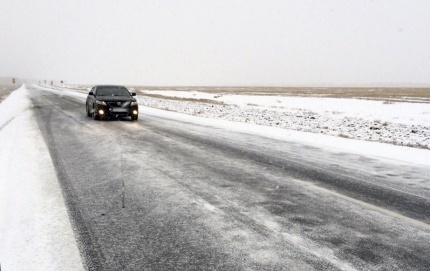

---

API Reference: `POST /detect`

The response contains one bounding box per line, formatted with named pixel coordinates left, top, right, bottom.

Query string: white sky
left=1, top=0, right=430, bottom=86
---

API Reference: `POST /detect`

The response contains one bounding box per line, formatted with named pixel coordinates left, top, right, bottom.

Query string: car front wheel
left=86, top=104, right=91, bottom=117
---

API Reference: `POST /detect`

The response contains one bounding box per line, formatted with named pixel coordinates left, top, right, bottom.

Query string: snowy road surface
left=1, top=85, right=430, bottom=270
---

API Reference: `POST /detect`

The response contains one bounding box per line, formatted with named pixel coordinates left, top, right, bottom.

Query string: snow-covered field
left=138, top=90, right=430, bottom=149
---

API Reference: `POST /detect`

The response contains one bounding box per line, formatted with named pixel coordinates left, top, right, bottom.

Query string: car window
left=96, top=87, right=130, bottom=96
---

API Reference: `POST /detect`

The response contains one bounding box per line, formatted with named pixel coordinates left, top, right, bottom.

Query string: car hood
left=95, top=96, right=136, bottom=102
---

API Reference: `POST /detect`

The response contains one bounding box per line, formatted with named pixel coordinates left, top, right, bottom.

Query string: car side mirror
left=89, top=91, right=94, bottom=95
left=131, top=93, right=136, bottom=96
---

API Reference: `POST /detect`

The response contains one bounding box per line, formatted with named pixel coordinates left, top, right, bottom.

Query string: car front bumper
left=94, top=104, right=138, bottom=118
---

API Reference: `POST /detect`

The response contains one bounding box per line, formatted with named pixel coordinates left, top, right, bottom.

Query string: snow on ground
left=0, top=85, right=84, bottom=271
left=4, top=83, right=426, bottom=270
left=0, top=84, right=424, bottom=270
left=140, top=90, right=430, bottom=149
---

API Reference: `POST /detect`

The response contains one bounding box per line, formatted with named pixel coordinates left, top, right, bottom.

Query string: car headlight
left=96, top=100, right=107, bottom=105
left=130, top=101, right=138, bottom=106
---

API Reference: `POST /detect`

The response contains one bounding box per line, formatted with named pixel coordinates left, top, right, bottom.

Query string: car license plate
left=112, top=108, right=127, bottom=112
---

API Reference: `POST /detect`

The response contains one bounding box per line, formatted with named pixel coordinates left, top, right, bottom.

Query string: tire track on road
left=30, top=95, right=106, bottom=271
left=0, top=116, right=15, bottom=132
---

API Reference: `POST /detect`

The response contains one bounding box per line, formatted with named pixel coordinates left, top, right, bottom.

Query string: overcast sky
left=1, top=0, right=430, bottom=86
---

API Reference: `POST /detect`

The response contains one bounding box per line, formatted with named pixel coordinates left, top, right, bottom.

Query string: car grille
left=107, top=101, right=130, bottom=107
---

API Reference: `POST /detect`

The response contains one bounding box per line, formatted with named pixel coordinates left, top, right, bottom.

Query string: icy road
left=1, top=85, right=430, bottom=270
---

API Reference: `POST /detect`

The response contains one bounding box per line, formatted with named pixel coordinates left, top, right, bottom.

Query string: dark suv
left=86, top=85, right=139, bottom=121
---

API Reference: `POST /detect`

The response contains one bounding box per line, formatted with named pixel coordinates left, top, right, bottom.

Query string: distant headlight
left=130, top=101, right=138, bottom=106
left=96, top=100, right=107, bottom=105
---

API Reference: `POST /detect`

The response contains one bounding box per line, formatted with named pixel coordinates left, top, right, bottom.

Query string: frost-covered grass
left=137, top=90, right=430, bottom=149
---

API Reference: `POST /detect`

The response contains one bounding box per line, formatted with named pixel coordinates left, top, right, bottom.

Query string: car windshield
left=97, top=87, right=130, bottom=96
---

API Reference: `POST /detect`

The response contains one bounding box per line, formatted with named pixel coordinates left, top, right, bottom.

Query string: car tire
left=131, top=116, right=138, bottom=121
left=86, top=104, right=91, bottom=117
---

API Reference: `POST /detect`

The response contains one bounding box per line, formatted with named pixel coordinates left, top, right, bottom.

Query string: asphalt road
left=28, top=86, right=430, bottom=270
